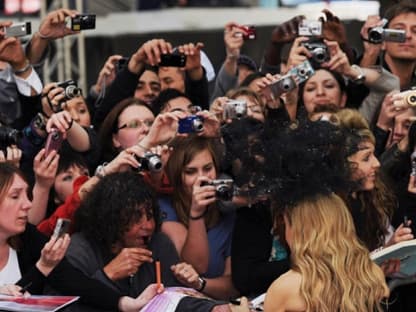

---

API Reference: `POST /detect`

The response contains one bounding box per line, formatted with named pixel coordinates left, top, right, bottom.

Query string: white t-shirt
left=0, top=247, right=22, bottom=285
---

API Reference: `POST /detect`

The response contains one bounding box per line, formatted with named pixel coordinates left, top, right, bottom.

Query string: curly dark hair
left=73, top=172, right=159, bottom=258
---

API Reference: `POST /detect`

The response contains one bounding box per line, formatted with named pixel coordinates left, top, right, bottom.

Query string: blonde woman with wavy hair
left=263, top=193, right=389, bottom=312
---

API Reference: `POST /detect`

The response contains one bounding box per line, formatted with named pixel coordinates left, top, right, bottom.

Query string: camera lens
left=368, top=28, right=383, bottom=43
left=65, top=85, right=81, bottom=99
left=192, top=118, right=204, bottom=132
left=147, top=155, right=162, bottom=172
left=216, top=185, right=232, bottom=201
left=409, top=95, right=416, bottom=106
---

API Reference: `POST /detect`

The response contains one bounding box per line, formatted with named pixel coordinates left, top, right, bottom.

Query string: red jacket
left=37, top=175, right=89, bottom=236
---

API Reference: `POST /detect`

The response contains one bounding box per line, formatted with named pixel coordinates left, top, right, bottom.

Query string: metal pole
left=76, top=0, right=87, bottom=93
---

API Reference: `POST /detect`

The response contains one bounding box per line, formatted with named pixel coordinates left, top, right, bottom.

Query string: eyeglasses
left=118, top=119, right=154, bottom=130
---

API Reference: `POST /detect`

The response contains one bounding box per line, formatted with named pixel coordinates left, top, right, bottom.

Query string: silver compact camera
left=287, top=60, right=315, bottom=84
left=302, top=38, right=330, bottom=65
left=368, top=19, right=406, bottom=44
left=267, top=75, right=297, bottom=98
left=57, top=79, right=82, bottom=100
left=4, top=22, right=31, bottom=38
left=134, top=152, right=162, bottom=172
left=224, top=100, right=247, bottom=119
left=202, top=179, right=234, bottom=201
left=298, top=20, right=322, bottom=36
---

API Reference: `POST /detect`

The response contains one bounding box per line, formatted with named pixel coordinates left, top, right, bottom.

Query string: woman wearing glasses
left=98, top=98, right=155, bottom=164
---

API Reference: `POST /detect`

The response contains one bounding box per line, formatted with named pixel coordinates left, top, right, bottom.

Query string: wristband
left=13, top=61, right=32, bottom=75
left=94, top=162, right=108, bottom=179
left=189, top=209, right=208, bottom=220
left=195, top=276, right=206, bottom=292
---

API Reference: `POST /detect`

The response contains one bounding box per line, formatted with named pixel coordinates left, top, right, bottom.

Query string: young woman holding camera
left=161, top=135, right=239, bottom=300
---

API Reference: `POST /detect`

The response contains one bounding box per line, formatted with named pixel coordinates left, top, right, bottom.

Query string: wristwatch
left=94, top=163, right=108, bottom=179
left=350, top=65, right=366, bottom=84
left=196, top=276, right=206, bottom=292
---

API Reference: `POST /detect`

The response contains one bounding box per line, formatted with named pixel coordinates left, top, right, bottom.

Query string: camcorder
left=4, top=22, right=31, bottom=38
left=367, top=18, right=406, bottom=44
left=44, top=128, right=64, bottom=157
left=159, top=51, right=187, bottom=67
left=133, top=152, right=163, bottom=172
left=223, top=100, right=247, bottom=119
left=0, top=125, right=21, bottom=152
left=202, top=179, right=234, bottom=201
left=70, top=14, right=96, bottom=31
left=235, top=25, right=256, bottom=40
left=178, top=115, right=204, bottom=133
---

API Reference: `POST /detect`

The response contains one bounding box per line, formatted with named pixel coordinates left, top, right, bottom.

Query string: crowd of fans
left=1, top=0, right=416, bottom=311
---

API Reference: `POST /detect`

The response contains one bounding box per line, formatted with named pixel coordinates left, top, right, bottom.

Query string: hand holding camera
left=130, top=39, right=173, bottom=71
left=175, top=42, right=204, bottom=76
left=33, top=148, right=59, bottom=189
left=37, top=9, right=80, bottom=40
left=0, top=145, right=22, bottom=168
left=224, top=22, right=245, bottom=59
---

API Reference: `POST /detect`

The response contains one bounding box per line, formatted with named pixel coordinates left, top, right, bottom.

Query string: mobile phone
left=53, top=218, right=71, bottom=238
left=159, top=53, right=187, bottom=67
left=4, top=22, right=31, bottom=38
left=70, top=14, right=96, bottom=31
left=44, top=129, right=64, bottom=157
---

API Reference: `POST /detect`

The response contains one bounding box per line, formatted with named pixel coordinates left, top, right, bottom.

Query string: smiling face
left=348, top=141, right=380, bottom=191
left=0, top=174, right=31, bottom=239
left=181, top=149, right=217, bottom=196
left=134, top=70, right=161, bottom=106
left=302, top=69, right=346, bottom=114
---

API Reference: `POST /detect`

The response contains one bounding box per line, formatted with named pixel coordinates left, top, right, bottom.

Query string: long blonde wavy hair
left=287, top=193, right=388, bottom=312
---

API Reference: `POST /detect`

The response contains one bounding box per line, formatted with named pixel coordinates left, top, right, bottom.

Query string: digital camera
left=302, top=38, right=330, bottom=65
left=287, top=59, right=315, bottom=84
left=405, top=90, right=416, bottom=107
left=44, top=128, right=64, bottom=157
left=71, top=14, right=96, bottom=31
left=116, top=57, right=129, bottom=74
left=133, top=152, right=162, bottom=172
left=57, top=79, right=82, bottom=101
left=178, top=115, right=204, bottom=133
left=298, top=20, right=322, bottom=37
left=159, top=52, right=187, bottom=67
left=202, top=179, right=234, bottom=201
left=368, top=19, right=406, bottom=44
left=4, top=22, right=31, bottom=38
left=223, top=100, right=247, bottom=119
left=235, top=25, right=256, bottom=40
left=0, top=126, right=20, bottom=152
left=266, top=75, right=297, bottom=98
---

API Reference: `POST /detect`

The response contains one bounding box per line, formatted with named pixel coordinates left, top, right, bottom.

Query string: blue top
left=159, top=196, right=235, bottom=278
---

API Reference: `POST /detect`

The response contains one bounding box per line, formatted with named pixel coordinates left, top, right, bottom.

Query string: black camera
left=368, top=18, right=406, bottom=44
left=71, top=14, right=96, bottom=31
left=159, top=53, right=187, bottom=67
left=302, top=38, right=330, bottom=66
left=57, top=79, right=82, bottom=101
left=134, top=152, right=162, bottom=172
left=116, top=57, right=129, bottom=74
left=178, top=115, right=204, bottom=133
left=202, top=179, right=234, bottom=201
left=0, top=126, right=21, bottom=151
left=223, top=100, right=247, bottom=119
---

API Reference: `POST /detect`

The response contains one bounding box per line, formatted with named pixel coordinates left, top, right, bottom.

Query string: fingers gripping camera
left=178, top=116, right=204, bottom=134
left=202, top=179, right=234, bottom=201
left=133, top=152, right=163, bottom=172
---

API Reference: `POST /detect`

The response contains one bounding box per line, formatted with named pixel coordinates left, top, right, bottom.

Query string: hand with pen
left=103, top=248, right=153, bottom=281
left=0, top=284, right=30, bottom=297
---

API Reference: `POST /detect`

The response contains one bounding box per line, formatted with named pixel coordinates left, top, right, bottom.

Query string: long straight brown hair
left=165, top=136, right=222, bottom=228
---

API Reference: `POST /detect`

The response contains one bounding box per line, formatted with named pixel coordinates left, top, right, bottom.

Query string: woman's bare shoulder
left=264, top=270, right=305, bottom=312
